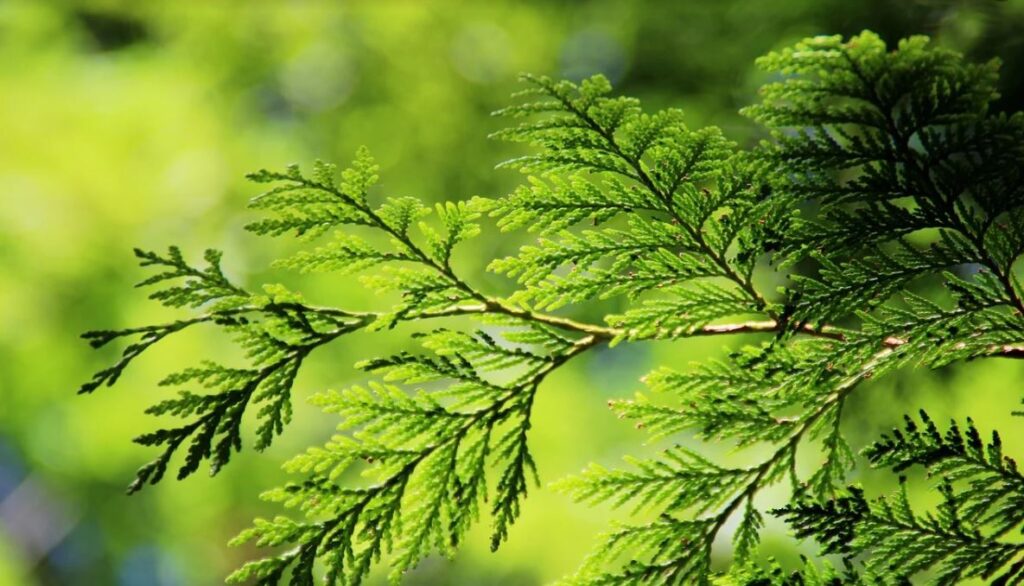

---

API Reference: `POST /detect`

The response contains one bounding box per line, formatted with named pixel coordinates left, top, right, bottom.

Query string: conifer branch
left=81, top=31, right=1024, bottom=585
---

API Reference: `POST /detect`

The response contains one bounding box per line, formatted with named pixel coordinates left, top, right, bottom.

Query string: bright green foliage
left=484, top=73, right=778, bottom=319
left=82, top=31, right=1024, bottom=584
left=80, top=247, right=369, bottom=493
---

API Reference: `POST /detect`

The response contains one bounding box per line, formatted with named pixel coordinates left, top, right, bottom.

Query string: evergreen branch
left=229, top=332, right=602, bottom=585
left=251, top=155, right=486, bottom=303
left=96, top=241, right=1001, bottom=498
left=836, top=40, right=1024, bottom=319
left=562, top=342, right=898, bottom=583
left=865, top=412, right=1024, bottom=537
left=513, top=74, right=772, bottom=314
left=79, top=248, right=364, bottom=395
left=779, top=471, right=1024, bottom=583
left=82, top=31, right=1024, bottom=586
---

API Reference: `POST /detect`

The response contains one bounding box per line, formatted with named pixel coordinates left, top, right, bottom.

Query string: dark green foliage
left=777, top=415, right=1024, bottom=584
left=82, top=31, right=1024, bottom=584
left=745, top=32, right=1024, bottom=328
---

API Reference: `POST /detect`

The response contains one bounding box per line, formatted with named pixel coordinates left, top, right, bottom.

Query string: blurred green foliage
left=2, top=1, right=1024, bottom=584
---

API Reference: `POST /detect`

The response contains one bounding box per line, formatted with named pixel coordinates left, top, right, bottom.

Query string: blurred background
left=2, top=1, right=1024, bottom=584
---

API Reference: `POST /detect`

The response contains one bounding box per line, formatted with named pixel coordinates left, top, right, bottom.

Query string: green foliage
left=484, top=73, right=778, bottom=318
left=80, top=247, right=369, bottom=493
left=82, top=31, right=1024, bottom=584
left=778, top=413, right=1024, bottom=584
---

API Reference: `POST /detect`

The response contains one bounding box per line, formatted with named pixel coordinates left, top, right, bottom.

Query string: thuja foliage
left=82, top=31, right=1024, bottom=584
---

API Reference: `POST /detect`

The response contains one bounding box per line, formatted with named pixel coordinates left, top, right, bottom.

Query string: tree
left=81, top=31, right=1024, bottom=584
